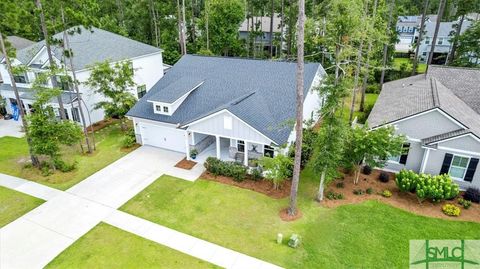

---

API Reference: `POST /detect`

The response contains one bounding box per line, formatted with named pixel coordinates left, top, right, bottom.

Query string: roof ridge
left=430, top=77, right=441, bottom=107
left=429, top=65, right=480, bottom=71
left=230, top=91, right=256, bottom=106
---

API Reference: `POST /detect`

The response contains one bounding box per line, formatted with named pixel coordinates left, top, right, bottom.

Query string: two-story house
left=0, top=26, right=164, bottom=125
left=239, top=14, right=283, bottom=57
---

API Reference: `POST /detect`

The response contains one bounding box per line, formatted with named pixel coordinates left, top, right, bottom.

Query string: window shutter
left=464, top=158, right=479, bottom=182
left=439, top=153, right=453, bottom=175
left=399, top=143, right=410, bottom=165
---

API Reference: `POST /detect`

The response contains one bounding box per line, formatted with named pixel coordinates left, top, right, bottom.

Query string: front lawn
left=46, top=222, right=218, bottom=269
left=0, top=122, right=135, bottom=190
left=0, top=186, right=44, bottom=227
left=121, top=169, right=480, bottom=269
left=341, top=93, right=378, bottom=122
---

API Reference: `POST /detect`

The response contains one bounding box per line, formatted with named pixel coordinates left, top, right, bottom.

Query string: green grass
left=121, top=167, right=480, bottom=269
left=46, top=222, right=219, bottom=269
left=341, top=93, right=378, bottom=122
left=0, top=122, right=135, bottom=190
left=0, top=186, right=44, bottom=227
left=393, top=57, right=427, bottom=73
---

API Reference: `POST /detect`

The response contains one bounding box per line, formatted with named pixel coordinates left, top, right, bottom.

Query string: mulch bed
left=86, top=118, right=117, bottom=133
left=201, top=171, right=291, bottom=199
left=323, top=169, right=480, bottom=223
left=279, top=208, right=303, bottom=221
left=175, top=158, right=197, bottom=170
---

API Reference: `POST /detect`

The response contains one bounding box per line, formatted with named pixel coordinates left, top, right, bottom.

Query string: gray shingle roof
left=368, top=66, right=480, bottom=144
left=422, top=129, right=469, bottom=145
left=148, top=75, right=204, bottom=103
left=12, top=26, right=161, bottom=71
left=127, top=55, right=323, bottom=145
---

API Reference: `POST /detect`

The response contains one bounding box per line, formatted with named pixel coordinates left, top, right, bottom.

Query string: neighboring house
left=368, top=66, right=480, bottom=190
left=239, top=14, right=283, bottom=56
left=395, top=14, right=437, bottom=53
left=0, top=26, right=164, bottom=125
left=0, top=36, right=35, bottom=83
left=127, top=55, right=325, bottom=166
left=417, top=20, right=472, bottom=64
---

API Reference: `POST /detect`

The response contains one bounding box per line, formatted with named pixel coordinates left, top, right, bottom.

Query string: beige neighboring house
left=0, top=36, right=35, bottom=82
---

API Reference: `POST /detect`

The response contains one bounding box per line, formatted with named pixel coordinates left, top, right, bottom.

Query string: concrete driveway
left=0, top=146, right=204, bottom=269
left=0, top=119, right=24, bottom=138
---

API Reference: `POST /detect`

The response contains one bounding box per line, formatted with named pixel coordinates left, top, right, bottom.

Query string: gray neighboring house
left=239, top=14, right=283, bottom=56
left=127, top=55, right=325, bottom=166
left=0, top=36, right=35, bottom=82
left=368, top=66, right=480, bottom=190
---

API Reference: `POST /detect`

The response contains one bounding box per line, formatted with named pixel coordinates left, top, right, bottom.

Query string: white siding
left=187, top=110, right=273, bottom=145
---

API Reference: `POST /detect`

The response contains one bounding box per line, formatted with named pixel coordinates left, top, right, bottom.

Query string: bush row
left=396, top=169, right=460, bottom=202
left=204, top=157, right=247, bottom=182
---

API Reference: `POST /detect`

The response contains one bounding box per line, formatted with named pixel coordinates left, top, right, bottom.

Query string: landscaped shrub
left=463, top=187, right=480, bottom=203
left=53, top=158, right=76, bottom=173
left=204, top=157, right=247, bottom=182
left=378, top=172, right=390, bottom=183
left=336, top=182, right=344, bottom=188
left=250, top=168, right=263, bottom=181
left=415, top=174, right=460, bottom=203
left=382, top=190, right=392, bottom=198
left=442, top=204, right=461, bottom=217
left=259, top=154, right=293, bottom=189
left=288, top=128, right=317, bottom=168
left=327, top=191, right=344, bottom=200
left=353, top=189, right=365, bottom=195
left=396, top=170, right=460, bottom=203
left=396, top=169, right=419, bottom=192
left=362, top=165, right=372, bottom=175
left=121, top=128, right=137, bottom=148
left=458, top=198, right=472, bottom=209
left=366, top=187, right=374, bottom=194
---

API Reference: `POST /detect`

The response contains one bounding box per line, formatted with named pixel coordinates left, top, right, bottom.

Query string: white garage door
left=139, top=122, right=186, bottom=153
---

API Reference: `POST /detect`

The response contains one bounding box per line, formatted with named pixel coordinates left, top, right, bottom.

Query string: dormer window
left=156, top=105, right=162, bottom=112
left=163, top=106, right=169, bottom=113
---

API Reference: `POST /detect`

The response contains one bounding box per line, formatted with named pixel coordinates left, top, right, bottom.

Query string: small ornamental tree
left=259, top=154, right=293, bottom=190
left=28, top=72, right=82, bottom=170
left=343, top=125, right=405, bottom=184
left=86, top=60, right=136, bottom=130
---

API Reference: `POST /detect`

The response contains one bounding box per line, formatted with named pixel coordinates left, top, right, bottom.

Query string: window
left=163, top=106, right=169, bottom=113
left=137, top=85, right=146, bottom=99
left=425, top=37, right=431, bottom=44
left=58, top=76, right=72, bottom=91
left=264, top=145, right=274, bottom=158
left=388, top=143, right=410, bottom=164
left=224, top=116, right=232, bottom=130
left=237, top=140, right=245, bottom=152
left=449, top=155, right=470, bottom=180
left=155, top=105, right=162, bottom=112
left=437, top=37, right=444, bottom=45
left=72, top=107, right=80, bottom=122
left=13, top=73, right=28, bottom=84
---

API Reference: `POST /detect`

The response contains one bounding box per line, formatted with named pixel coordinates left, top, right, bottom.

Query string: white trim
left=437, top=146, right=480, bottom=157
left=371, top=108, right=467, bottom=131
left=185, top=131, right=191, bottom=160
left=26, top=46, right=47, bottom=66
left=183, top=109, right=277, bottom=145
left=188, top=129, right=268, bottom=147
left=420, top=148, right=431, bottom=173
left=73, top=51, right=163, bottom=73
left=448, top=154, right=471, bottom=181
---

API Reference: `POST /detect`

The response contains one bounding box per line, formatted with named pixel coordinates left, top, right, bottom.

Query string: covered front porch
left=185, top=131, right=275, bottom=166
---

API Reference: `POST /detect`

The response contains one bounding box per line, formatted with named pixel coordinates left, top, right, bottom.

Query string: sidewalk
left=0, top=147, right=282, bottom=269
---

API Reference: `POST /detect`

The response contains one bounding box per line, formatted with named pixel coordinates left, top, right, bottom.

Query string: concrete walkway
left=0, top=146, right=281, bottom=269
left=0, top=119, right=24, bottom=138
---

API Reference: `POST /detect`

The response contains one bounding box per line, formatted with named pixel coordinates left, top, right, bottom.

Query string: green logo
left=410, top=240, right=480, bottom=269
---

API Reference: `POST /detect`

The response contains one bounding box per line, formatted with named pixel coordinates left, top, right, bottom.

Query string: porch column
left=244, top=141, right=249, bottom=166
left=420, top=148, right=431, bottom=173
left=216, top=135, right=221, bottom=159
left=185, top=131, right=191, bottom=161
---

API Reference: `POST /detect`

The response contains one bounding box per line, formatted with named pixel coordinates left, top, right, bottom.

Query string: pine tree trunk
left=0, top=33, right=39, bottom=167
left=412, top=0, right=429, bottom=75
left=316, top=170, right=326, bottom=201
left=426, top=0, right=446, bottom=71
left=288, top=0, right=305, bottom=217
left=380, top=0, right=395, bottom=86
left=360, top=0, right=378, bottom=112
left=269, top=0, right=275, bottom=58
left=35, top=0, right=66, bottom=120
left=280, top=0, right=285, bottom=59
left=448, top=14, right=464, bottom=64
left=61, top=10, right=93, bottom=153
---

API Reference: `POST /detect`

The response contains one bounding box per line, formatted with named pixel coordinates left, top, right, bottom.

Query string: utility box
left=288, top=234, right=300, bottom=248
left=276, top=233, right=283, bottom=244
